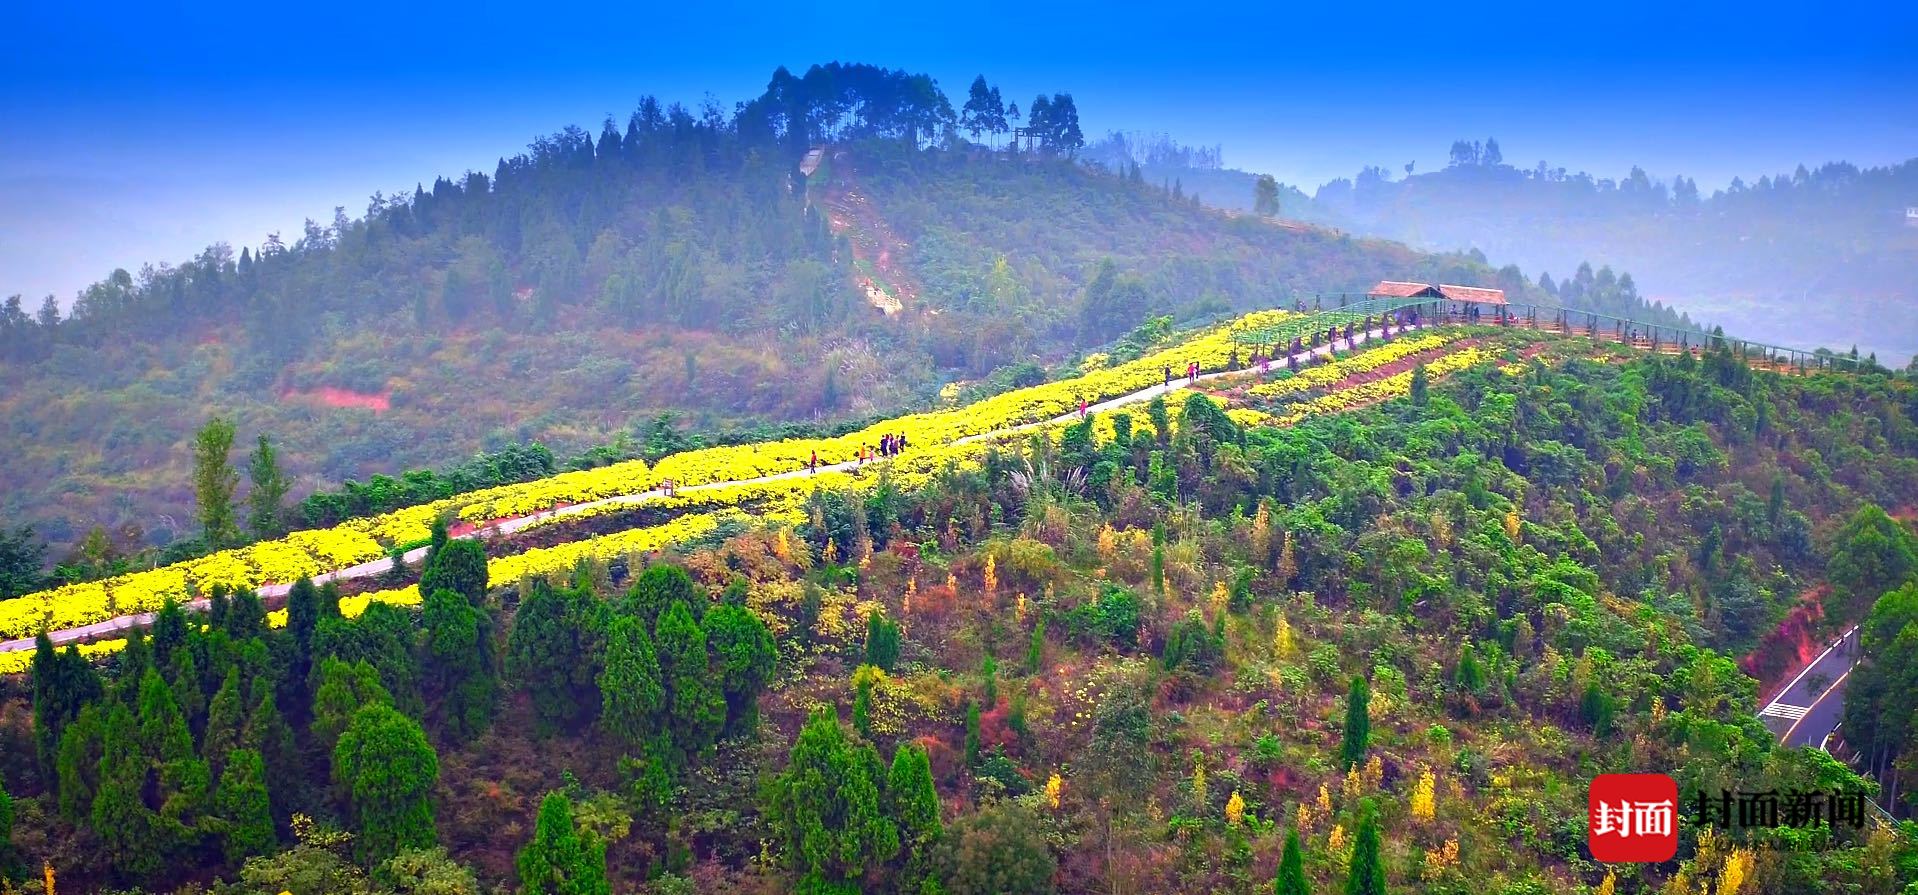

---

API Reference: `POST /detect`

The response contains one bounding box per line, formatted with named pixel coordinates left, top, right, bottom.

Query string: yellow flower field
left=0, top=310, right=1285, bottom=642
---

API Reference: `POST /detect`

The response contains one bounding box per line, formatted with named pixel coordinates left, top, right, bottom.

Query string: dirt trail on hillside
left=816, top=150, right=915, bottom=315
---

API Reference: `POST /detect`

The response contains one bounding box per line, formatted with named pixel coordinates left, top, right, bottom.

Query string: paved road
left=0, top=322, right=1420, bottom=655
left=1759, top=625, right=1860, bottom=748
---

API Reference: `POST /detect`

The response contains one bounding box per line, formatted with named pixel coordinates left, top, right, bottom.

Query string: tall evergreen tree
left=886, top=742, right=941, bottom=845
left=202, top=666, right=245, bottom=778
left=515, top=791, right=611, bottom=895
left=55, top=705, right=103, bottom=822
left=1344, top=804, right=1386, bottom=895
left=311, top=657, right=394, bottom=754
left=150, top=598, right=189, bottom=671
left=763, top=707, right=899, bottom=889
left=241, top=690, right=300, bottom=820
left=419, top=588, right=498, bottom=742
left=656, top=600, right=725, bottom=757
left=193, top=416, right=241, bottom=548
left=246, top=434, right=290, bottom=539
left=624, top=563, right=700, bottom=627
left=1341, top=676, right=1371, bottom=770
left=333, top=703, right=440, bottom=865
left=214, top=747, right=275, bottom=864
left=597, top=614, right=664, bottom=750
left=864, top=608, right=902, bottom=672
left=92, top=703, right=163, bottom=878
left=506, top=581, right=608, bottom=735
left=418, top=539, right=489, bottom=607
left=704, top=602, right=776, bottom=734
left=1276, top=827, right=1311, bottom=895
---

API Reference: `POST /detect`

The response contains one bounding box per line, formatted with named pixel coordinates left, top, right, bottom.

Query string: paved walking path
left=0, top=323, right=1417, bottom=654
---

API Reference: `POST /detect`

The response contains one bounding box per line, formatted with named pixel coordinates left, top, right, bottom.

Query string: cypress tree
left=864, top=609, right=901, bottom=671
left=420, top=588, right=498, bottom=742
left=0, top=782, right=17, bottom=883
left=285, top=577, right=322, bottom=654
left=1027, top=618, right=1047, bottom=673
left=151, top=598, right=189, bottom=671
left=224, top=589, right=268, bottom=642
left=597, top=614, right=664, bottom=750
left=763, top=707, right=899, bottom=887
left=214, top=748, right=275, bottom=864
left=964, top=701, right=982, bottom=767
left=1344, top=803, right=1386, bottom=895
left=202, top=667, right=245, bottom=778
left=656, top=600, right=724, bottom=757
left=1276, top=827, right=1311, bottom=895
left=55, top=705, right=103, bottom=822
left=333, top=703, right=440, bottom=865
left=625, top=563, right=699, bottom=627
left=1340, top=676, right=1370, bottom=771
left=311, top=658, right=393, bottom=754
left=515, top=791, right=611, bottom=895
left=241, top=691, right=299, bottom=820
left=506, top=582, right=607, bottom=735
left=886, top=742, right=941, bottom=845
left=137, top=669, right=192, bottom=765
left=92, top=703, right=162, bottom=878
left=418, top=539, right=489, bottom=607
left=704, top=603, right=776, bottom=734
left=1410, top=364, right=1429, bottom=407
left=169, top=649, right=205, bottom=733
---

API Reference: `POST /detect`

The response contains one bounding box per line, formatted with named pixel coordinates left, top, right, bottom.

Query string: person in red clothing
left=1079, top=396, right=1088, bottom=418
left=809, top=450, right=818, bottom=475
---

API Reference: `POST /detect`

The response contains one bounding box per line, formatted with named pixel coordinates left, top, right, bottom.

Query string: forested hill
left=0, top=63, right=1675, bottom=562
left=1308, top=143, right=1918, bottom=363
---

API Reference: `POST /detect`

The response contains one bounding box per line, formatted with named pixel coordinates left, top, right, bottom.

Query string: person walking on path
left=1079, top=396, right=1088, bottom=419
left=810, top=450, right=818, bottom=475
left=1163, top=365, right=1172, bottom=390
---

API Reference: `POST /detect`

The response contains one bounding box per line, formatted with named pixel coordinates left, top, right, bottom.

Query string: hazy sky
left=5, top=0, right=1915, bottom=307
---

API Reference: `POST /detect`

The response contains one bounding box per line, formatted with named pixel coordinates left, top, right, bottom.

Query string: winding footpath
left=0, top=323, right=1421, bottom=655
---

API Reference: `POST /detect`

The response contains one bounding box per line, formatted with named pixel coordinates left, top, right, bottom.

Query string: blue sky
left=4, top=0, right=1915, bottom=306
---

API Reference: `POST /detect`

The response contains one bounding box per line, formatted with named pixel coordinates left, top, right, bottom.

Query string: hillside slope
left=0, top=65, right=1686, bottom=567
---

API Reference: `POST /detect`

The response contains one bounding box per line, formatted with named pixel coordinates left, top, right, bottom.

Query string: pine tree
left=1344, top=804, right=1386, bottom=895
left=419, top=588, right=498, bottom=742
left=887, top=743, right=941, bottom=844
left=506, top=582, right=607, bottom=735
left=703, top=602, right=777, bottom=735
left=311, top=657, right=393, bottom=754
left=1027, top=617, right=1046, bottom=673
left=168, top=649, right=205, bottom=733
left=1410, top=364, right=1429, bottom=407
left=1341, top=676, right=1371, bottom=771
left=864, top=609, right=902, bottom=671
left=241, top=691, right=299, bottom=820
left=223, top=589, right=267, bottom=642
left=213, top=748, right=275, bottom=863
left=597, top=614, right=665, bottom=750
left=193, top=416, right=241, bottom=548
left=1276, top=827, right=1311, bottom=895
left=624, top=563, right=700, bottom=627
left=964, top=700, right=983, bottom=767
left=515, top=791, right=611, bottom=895
left=333, top=703, right=440, bottom=865
left=246, top=434, right=290, bottom=539
left=150, top=598, right=189, bottom=671
left=202, top=667, right=245, bottom=778
left=418, top=539, right=489, bottom=607
left=655, top=600, right=725, bottom=757
left=92, top=703, right=163, bottom=877
left=55, top=705, right=103, bottom=822
left=0, top=782, right=19, bottom=883
left=763, top=707, right=899, bottom=886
